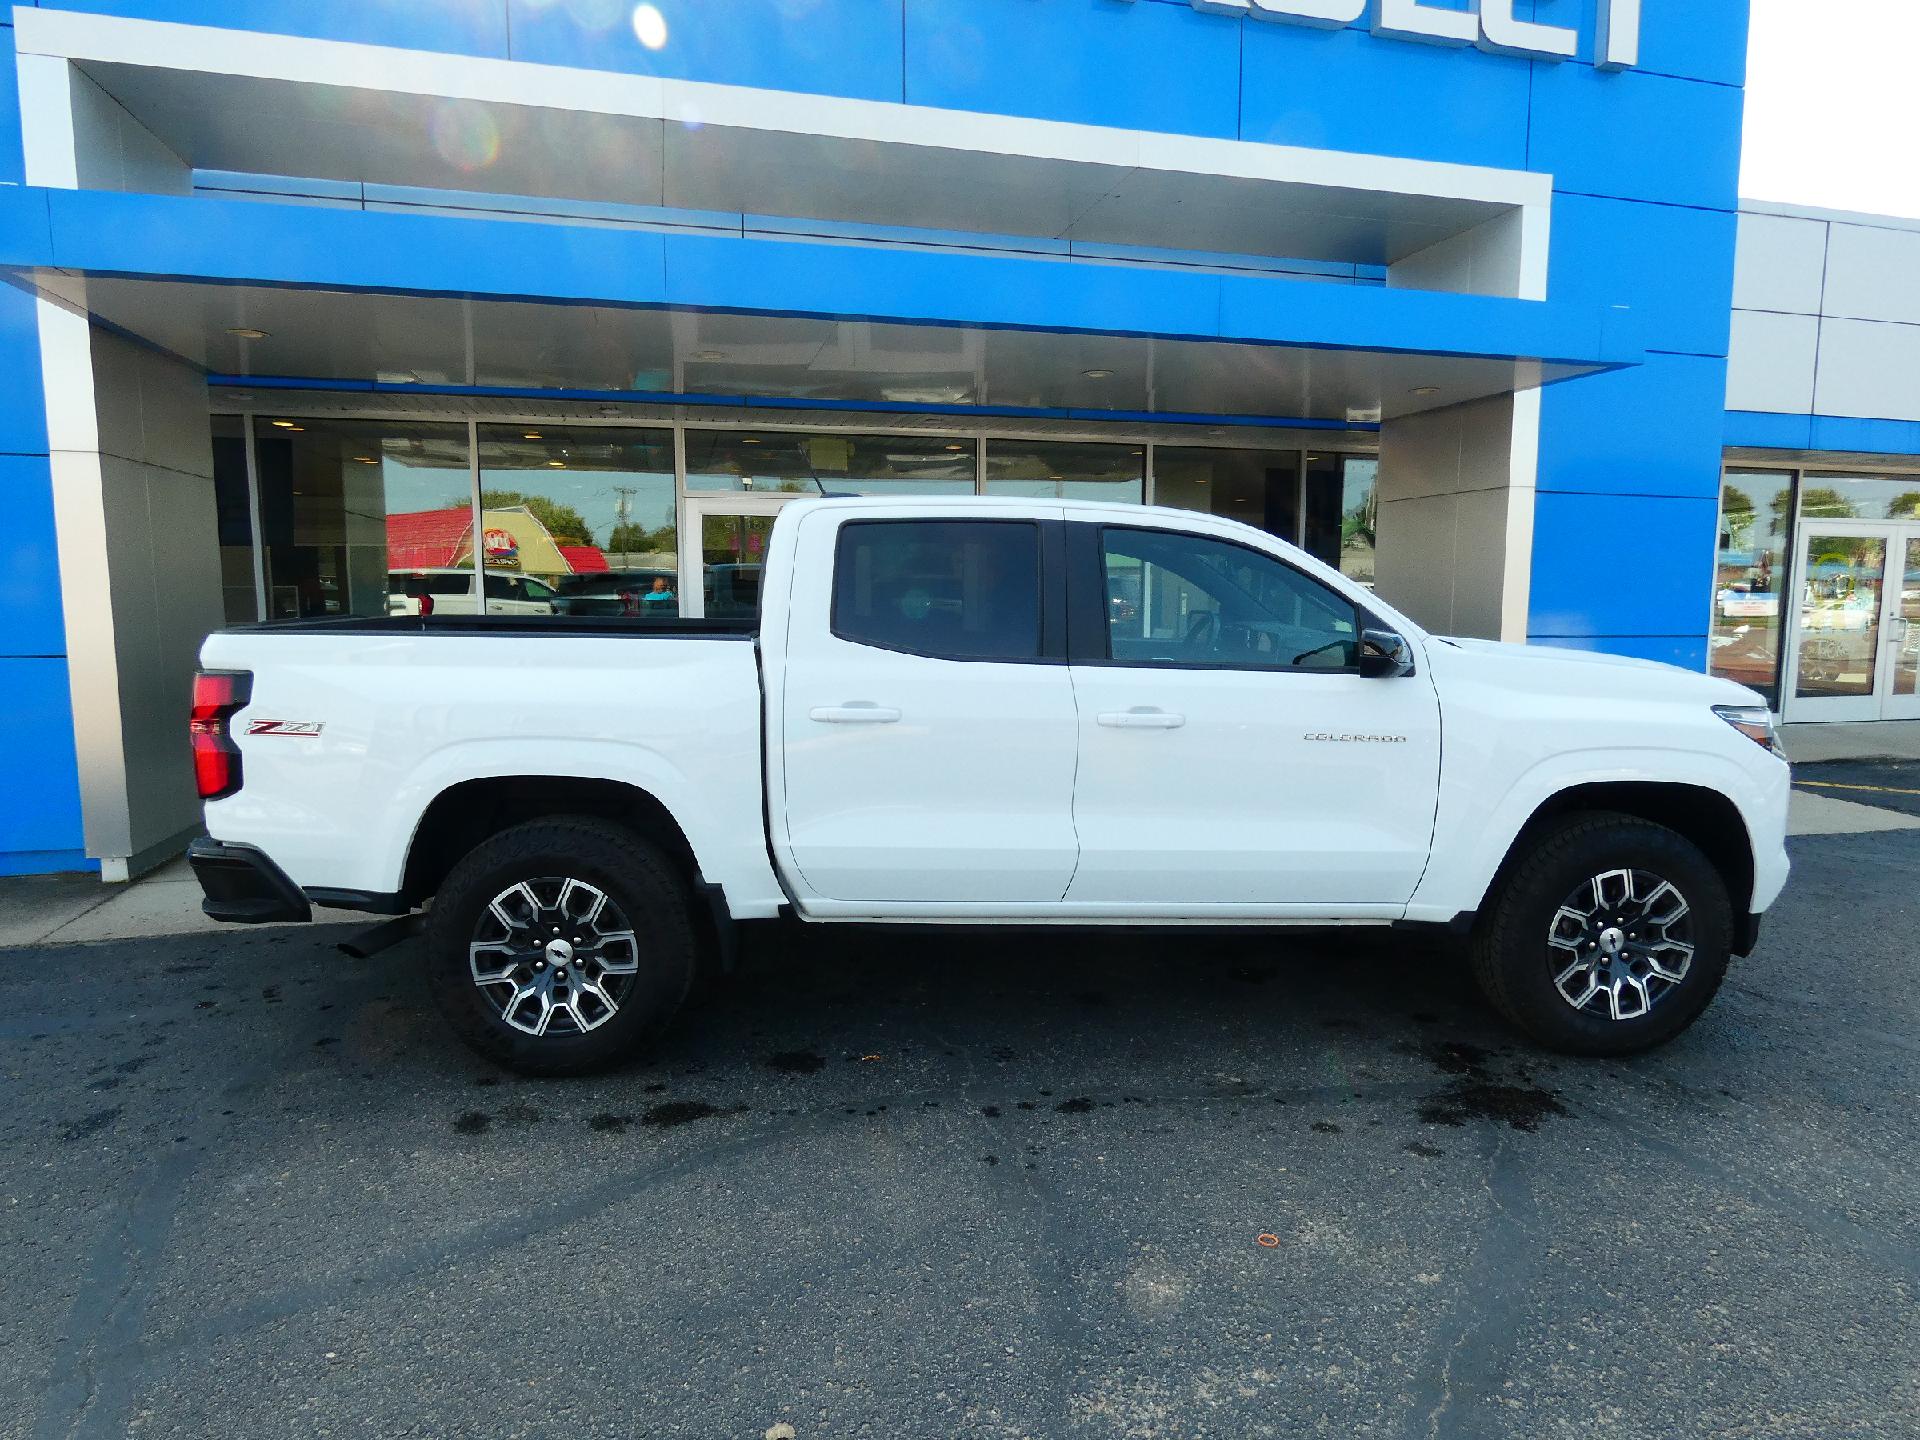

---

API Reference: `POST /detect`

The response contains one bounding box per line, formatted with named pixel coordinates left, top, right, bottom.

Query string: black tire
left=1468, top=812, right=1733, bottom=1057
left=423, top=818, right=696, bottom=1076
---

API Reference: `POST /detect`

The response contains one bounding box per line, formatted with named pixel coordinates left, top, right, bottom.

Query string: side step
left=337, top=913, right=424, bottom=960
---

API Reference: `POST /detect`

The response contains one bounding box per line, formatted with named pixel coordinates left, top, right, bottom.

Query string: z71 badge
left=246, top=719, right=324, bottom=738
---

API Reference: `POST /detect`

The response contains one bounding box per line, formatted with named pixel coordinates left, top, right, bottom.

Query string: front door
left=1784, top=521, right=1920, bottom=722
left=1064, top=521, right=1442, bottom=912
left=680, top=494, right=797, bottom=620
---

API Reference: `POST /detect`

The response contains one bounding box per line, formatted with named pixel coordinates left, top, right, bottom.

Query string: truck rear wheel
left=1469, top=812, right=1733, bottom=1057
left=423, top=818, right=696, bottom=1076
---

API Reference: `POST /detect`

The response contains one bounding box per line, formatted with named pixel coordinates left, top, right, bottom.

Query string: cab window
left=833, top=520, right=1042, bottom=661
left=1101, top=527, right=1358, bottom=669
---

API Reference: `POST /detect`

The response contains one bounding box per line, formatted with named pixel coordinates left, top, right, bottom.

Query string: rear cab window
left=832, top=520, right=1043, bottom=661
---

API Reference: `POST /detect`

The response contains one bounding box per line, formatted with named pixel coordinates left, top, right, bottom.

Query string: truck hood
left=1432, top=636, right=1766, bottom=708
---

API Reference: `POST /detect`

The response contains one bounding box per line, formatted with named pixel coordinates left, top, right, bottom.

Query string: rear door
left=775, top=506, right=1079, bottom=908
left=1064, top=519, right=1442, bottom=912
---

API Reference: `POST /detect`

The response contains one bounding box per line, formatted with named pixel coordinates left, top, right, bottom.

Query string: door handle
left=1097, top=708, right=1186, bottom=730
left=810, top=703, right=902, bottom=724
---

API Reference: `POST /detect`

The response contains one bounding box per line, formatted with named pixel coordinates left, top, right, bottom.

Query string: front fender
left=1407, top=745, right=1783, bottom=922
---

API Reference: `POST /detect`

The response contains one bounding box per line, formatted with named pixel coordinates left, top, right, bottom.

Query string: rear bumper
left=187, top=838, right=312, bottom=924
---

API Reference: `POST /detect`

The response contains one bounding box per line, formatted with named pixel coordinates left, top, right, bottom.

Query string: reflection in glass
left=1153, top=446, right=1301, bottom=539
left=1711, top=469, right=1794, bottom=706
left=1795, top=533, right=1885, bottom=700
left=687, top=431, right=974, bottom=496
left=1801, top=473, right=1920, bottom=523
left=984, top=440, right=1144, bottom=502
left=476, top=426, right=676, bottom=617
left=1898, top=538, right=1920, bottom=699
left=702, top=513, right=777, bottom=619
left=1337, top=457, right=1378, bottom=587
left=252, top=417, right=471, bottom=619
left=211, top=415, right=258, bottom=623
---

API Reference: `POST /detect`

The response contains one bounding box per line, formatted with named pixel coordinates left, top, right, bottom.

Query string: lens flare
left=632, top=3, right=669, bottom=50
left=429, top=100, right=501, bottom=172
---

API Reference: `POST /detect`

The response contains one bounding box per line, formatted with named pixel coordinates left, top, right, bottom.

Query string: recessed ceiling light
left=1410, top=386, right=1441, bottom=397
left=354, top=456, right=377, bottom=465
left=523, top=431, right=543, bottom=440
left=225, top=327, right=269, bottom=341
left=944, top=443, right=968, bottom=452
left=270, top=419, right=298, bottom=428
left=547, top=459, right=566, bottom=468
left=1083, top=368, right=1114, bottom=380
left=741, top=437, right=763, bottom=445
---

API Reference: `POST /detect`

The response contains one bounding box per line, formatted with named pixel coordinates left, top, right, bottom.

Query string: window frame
left=828, top=517, right=1067, bottom=665
left=1065, top=521, right=1379, bottom=675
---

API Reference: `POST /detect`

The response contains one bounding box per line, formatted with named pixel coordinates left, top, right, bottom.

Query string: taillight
left=190, top=670, right=252, bottom=800
left=418, top=592, right=434, bottom=617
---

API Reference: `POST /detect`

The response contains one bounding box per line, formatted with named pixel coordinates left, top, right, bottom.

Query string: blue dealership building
left=0, top=0, right=1912, bottom=879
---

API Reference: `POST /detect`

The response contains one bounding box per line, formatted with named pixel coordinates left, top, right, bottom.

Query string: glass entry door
left=1784, top=521, right=1920, bottom=721
left=679, top=493, right=797, bottom=620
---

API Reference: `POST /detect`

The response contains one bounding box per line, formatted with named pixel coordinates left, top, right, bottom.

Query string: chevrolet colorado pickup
left=188, top=497, right=1791, bottom=1075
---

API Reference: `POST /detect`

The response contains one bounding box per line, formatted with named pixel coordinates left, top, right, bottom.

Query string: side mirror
left=1358, top=628, right=1415, bottom=679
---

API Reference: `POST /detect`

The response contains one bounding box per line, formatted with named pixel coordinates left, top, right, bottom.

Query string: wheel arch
left=1493, top=782, right=1758, bottom=949
left=401, top=775, right=703, bottom=906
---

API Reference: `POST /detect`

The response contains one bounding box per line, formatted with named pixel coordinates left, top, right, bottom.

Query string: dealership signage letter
left=1131, top=0, right=1641, bottom=69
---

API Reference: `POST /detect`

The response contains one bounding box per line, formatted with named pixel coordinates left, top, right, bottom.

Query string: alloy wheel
left=468, top=877, right=641, bottom=1036
left=1546, top=868, right=1694, bottom=1022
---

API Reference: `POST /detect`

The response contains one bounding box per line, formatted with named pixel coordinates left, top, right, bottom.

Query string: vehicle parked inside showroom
left=193, top=498, right=1792, bottom=1075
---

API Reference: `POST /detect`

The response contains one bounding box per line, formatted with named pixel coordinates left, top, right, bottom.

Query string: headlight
left=1713, top=704, right=1785, bottom=759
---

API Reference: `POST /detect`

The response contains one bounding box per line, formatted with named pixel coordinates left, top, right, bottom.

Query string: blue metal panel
left=905, top=0, right=1237, bottom=137
left=26, top=1, right=511, bottom=57
left=1537, top=353, right=1728, bottom=500
left=1723, top=411, right=1814, bottom=451
left=1809, top=415, right=1920, bottom=459
left=0, top=189, right=1646, bottom=372
left=1530, top=632, right=1711, bottom=672
left=0, top=456, right=65, bottom=657
left=1528, top=64, right=1743, bottom=211
left=507, top=0, right=904, bottom=102
left=1519, top=0, right=1749, bottom=87
left=1551, top=193, right=1736, bottom=359
left=0, top=20, right=21, bottom=187
left=0, top=283, right=48, bottom=457
left=1239, top=19, right=1532, bottom=168
left=0, top=657, right=85, bottom=861
left=1529, top=491, right=1716, bottom=640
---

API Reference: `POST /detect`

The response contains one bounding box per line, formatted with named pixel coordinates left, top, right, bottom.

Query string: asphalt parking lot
left=2, top=826, right=1916, bottom=1440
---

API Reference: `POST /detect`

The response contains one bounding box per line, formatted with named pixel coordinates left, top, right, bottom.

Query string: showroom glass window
left=250, top=417, right=471, bottom=620
left=984, top=440, right=1144, bottom=502
left=1100, top=527, right=1358, bottom=670
left=833, top=520, right=1042, bottom=661
left=1709, top=469, right=1796, bottom=706
left=210, top=415, right=258, bottom=623
left=685, top=430, right=975, bottom=496
left=475, top=425, right=676, bottom=618
left=1154, top=446, right=1303, bottom=541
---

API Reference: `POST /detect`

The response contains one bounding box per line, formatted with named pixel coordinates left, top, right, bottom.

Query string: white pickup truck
left=189, top=497, right=1791, bottom=1075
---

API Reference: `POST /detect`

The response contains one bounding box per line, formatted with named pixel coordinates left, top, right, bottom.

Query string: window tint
left=1101, top=527, right=1358, bottom=670
left=834, top=521, right=1042, bottom=661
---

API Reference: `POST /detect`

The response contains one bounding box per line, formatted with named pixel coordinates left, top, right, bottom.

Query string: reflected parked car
left=552, top=570, right=680, bottom=618
left=388, top=570, right=557, bottom=617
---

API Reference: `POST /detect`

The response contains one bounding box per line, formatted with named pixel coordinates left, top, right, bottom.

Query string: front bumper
left=187, top=838, right=312, bottom=924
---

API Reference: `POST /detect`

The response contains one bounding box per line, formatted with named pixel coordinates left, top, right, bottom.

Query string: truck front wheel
left=423, top=818, right=697, bottom=1076
left=1469, top=812, right=1734, bottom=1056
